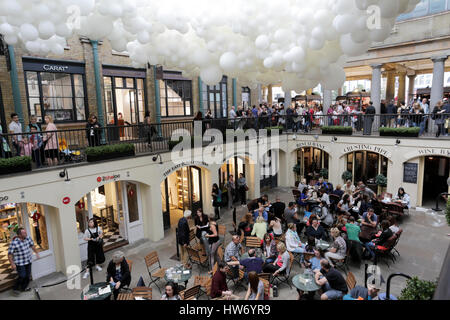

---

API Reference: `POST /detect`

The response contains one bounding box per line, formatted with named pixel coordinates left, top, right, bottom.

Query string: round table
left=316, top=240, right=330, bottom=251
left=292, top=273, right=320, bottom=300
left=164, top=266, right=192, bottom=290
left=81, top=282, right=113, bottom=300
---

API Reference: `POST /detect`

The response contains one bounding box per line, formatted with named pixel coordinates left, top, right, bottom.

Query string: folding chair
left=186, top=246, right=210, bottom=273
left=180, top=285, right=201, bottom=300
left=117, top=292, right=133, bottom=300
left=261, top=278, right=271, bottom=300
left=144, top=251, right=166, bottom=293
left=257, top=273, right=271, bottom=282
left=270, top=252, right=293, bottom=289
left=226, top=267, right=246, bottom=290
left=345, top=272, right=356, bottom=291
left=132, top=287, right=152, bottom=300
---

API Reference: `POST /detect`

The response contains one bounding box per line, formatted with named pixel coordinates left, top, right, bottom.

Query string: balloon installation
left=0, top=0, right=420, bottom=91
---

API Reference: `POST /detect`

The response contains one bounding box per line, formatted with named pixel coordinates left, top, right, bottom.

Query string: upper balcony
left=1, top=113, right=449, bottom=177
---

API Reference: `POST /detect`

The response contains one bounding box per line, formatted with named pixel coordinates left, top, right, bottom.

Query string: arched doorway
left=76, top=180, right=144, bottom=259
left=295, top=147, right=329, bottom=183
left=0, top=202, right=56, bottom=289
left=422, top=156, right=450, bottom=206
left=161, top=166, right=203, bottom=230
left=260, top=150, right=278, bottom=190
left=345, top=151, right=389, bottom=194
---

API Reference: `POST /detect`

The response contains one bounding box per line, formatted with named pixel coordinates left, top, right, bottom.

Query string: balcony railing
left=0, top=113, right=449, bottom=173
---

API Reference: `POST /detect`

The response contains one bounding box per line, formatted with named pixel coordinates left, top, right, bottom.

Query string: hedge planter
left=0, top=156, right=32, bottom=175
left=379, top=127, right=420, bottom=137
left=86, top=144, right=135, bottom=162
left=266, top=127, right=284, bottom=136
left=321, top=126, right=353, bottom=135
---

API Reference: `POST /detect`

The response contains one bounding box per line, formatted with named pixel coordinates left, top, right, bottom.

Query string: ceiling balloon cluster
left=0, top=0, right=420, bottom=91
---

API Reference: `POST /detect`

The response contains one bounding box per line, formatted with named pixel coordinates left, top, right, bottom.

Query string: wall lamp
left=152, top=154, right=163, bottom=164
left=331, top=136, right=338, bottom=143
left=59, top=168, right=70, bottom=182
left=395, top=139, right=401, bottom=146
left=314, top=134, right=319, bottom=140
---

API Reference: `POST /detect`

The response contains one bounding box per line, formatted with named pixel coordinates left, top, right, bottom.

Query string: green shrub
left=293, top=164, right=301, bottom=175
left=321, top=126, right=352, bottom=134
left=379, top=127, right=420, bottom=135
left=0, top=156, right=32, bottom=169
left=342, top=170, right=353, bottom=181
left=399, top=277, right=437, bottom=300
left=320, top=168, right=329, bottom=179
left=85, top=143, right=134, bottom=158
left=375, top=174, right=387, bottom=186
left=446, top=199, right=450, bottom=226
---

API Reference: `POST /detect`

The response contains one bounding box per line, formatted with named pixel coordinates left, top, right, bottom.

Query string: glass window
left=25, top=203, right=49, bottom=252
left=429, top=0, right=446, bottom=12
left=126, top=183, right=139, bottom=223
left=126, top=78, right=134, bottom=88
left=160, top=79, right=193, bottom=117
left=115, top=77, right=123, bottom=88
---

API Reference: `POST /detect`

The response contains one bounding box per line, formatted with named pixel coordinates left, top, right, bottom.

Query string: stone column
left=285, top=90, right=292, bottom=112
left=7, top=45, right=24, bottom=126
left=430, top=55, right=448, bottom=109
left=257, top=84, right=262, bottom=104
left=370, top=64, right=383, bottom=113
left=267, top=85, right=273, bottom=106
left=385, top=71, right=396, bottom=104
left=338, top=88, right=343, bottom=96
left=397, top=72, right=406, bottom=104
left=407, top=74, right=416, bottom=105
left=323, top=89, right=332, bottom=115
left=90, top=40, right=105, bottom=127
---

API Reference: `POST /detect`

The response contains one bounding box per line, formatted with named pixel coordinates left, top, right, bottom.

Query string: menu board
left=403, top=163, right=418, bottom=184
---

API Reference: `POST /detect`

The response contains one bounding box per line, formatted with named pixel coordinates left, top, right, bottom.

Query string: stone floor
left=0, top=186, right=449, bottom=300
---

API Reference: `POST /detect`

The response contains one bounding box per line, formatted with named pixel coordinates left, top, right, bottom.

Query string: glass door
left=190, top=167, right=203, bottom=214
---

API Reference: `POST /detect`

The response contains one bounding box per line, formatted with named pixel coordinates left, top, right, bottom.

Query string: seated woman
left=238, top=213, right=254, bottom=238
left=244, top=272, right=264, bottom=301
left=359, top=208, right=378, bottom=243
left=262, top=233, right=278, bottom=263
left=161, top=282, right=181, bottom=300
left=106, top=251, right=131, bottom=300
left=251, top=216, right=268, bottom=240
left=394, top=187, right=410, bottom=209
left=262, top=242, right=290, bottom=276
left=305, top=236, right=316, bottom=253
left=268, top=214, right=283, bottom=238
left=324, top=228, right=347, bottom=268
left=316, top=200, right=334, bottom=229
left=306, top=217, right=327, bottom=240
left=296, top=188, right=310, bottom=211
left=306, top=248, right=323, bottom=272
left=285, top=223, right=306, bottom=265
left=337, top=194, right=353, bottom=217
left=194, top=208, right=210, bottom=254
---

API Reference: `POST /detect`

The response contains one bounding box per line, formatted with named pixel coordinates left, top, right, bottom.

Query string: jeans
left=14, top=263, right=32, bottom=291
left=324, top=252, right=345, bottom=267
left=363, top=241, right=376, bottom=259
left=323, top=282, right=344, bottom=300
left=291, top=245, right=306, bottom=263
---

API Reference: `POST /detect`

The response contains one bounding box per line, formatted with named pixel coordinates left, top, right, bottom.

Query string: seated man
left=271, top=196, right=286, bottom=221
left=315, top=177, right=328, bottom=192
left=359, top=208, right=378, bottom=242
left=363, top=220, right=393, bottom=262
left=239, top=249, right=264, bottom=279
left=106, top=251, right=131, bottom=300
left=305, top=217, right=326, bottom=240
left=331, top=185, right=344, bottom=199
left=314, top=259, right=348, bottom=300
left=343, top=283, right=380, bottom=300
left=224, top=235, right=243, bottom=279
left=211, top=262, right=236, bottom=300
left=297, top=178, right=308, bottom=193
left=253, top=205, right=268, bottom=222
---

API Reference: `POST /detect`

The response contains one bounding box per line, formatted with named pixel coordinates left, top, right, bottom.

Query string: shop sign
left=43, top=64, right=69, bottom=72
left=163, top=161, right=209, bottom=178
left=417, top=148, right=450, bottom=157
left=296, top=142, right=328, bottom=152
left=62, top=197, right=71, bottom=205
left=0, top=196, right=9, bottom=202
left=342, top=144, right=392, bottom=158
left=97, top=174, right=121, bottom=183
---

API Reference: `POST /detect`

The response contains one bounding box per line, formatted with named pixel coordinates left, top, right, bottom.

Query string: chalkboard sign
left=403, top=163, right=418, bottom=184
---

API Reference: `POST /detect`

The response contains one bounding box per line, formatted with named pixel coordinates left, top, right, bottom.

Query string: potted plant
left=0, top=156, right=32, bottom=175
left=375, top=174, right=387, bottom=194
left=321, top=126, right=353, bottom=135
left=293, top=164, right=301, bottom=175
left=399, top=277, right=437, bottom=300
left=86, top=144, right=135, bottom=162
left=266, top=126, right=284, bottom=136
left=319, top=168, right=329, bottom=180
left=342, top=170, right=353, bottom=182
left=379, top=127, right=420, bottom=137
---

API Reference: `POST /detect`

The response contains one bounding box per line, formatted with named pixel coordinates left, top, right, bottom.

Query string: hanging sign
left=62, top=197, right=71, bottom=205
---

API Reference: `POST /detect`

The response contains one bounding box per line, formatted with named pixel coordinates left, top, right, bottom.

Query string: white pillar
left=407, top=74, right=416, bottom=106
left=143, top=184, right=164, bottom=241
left=430, top=55, right=448, bottom=109
left=370, top=64, right=383, bottom=113
left=285, top=90, right=292, bottom=112
left=56, top=205, right=82, bottom=275
left=323, top=89, right=332, bottom=115
left=257, top=84, right=262, bottom=104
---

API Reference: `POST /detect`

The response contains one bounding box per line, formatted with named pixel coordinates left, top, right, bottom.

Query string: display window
left=346, top=151, right=388, bottom=193
left=295, top=147, right=330, bottom=183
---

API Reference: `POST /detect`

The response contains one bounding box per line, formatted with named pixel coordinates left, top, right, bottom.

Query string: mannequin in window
left=29, top=209, right=42, bottom=248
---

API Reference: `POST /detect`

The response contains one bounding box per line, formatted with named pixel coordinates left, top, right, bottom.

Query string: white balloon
left=200, top=65, right=222, bottom=86
left=20, top=23, right=39, bottom=41
left=38, top=21, right=56, bottom=40
left=255, top=34, right=269, bottom=49
left=219, top=52, right=238, bottom=72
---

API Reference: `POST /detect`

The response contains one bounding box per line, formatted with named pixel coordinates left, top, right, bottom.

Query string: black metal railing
left=0, top=113, right=449, bottom=173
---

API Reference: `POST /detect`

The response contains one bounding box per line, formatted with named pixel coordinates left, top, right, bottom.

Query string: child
left=20, top=136, right=33, bottom=157
left=29, top=127, right=43, bottom=167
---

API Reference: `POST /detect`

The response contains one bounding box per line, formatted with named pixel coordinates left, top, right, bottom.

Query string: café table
left=81, top=282, right=113, bottom=300
left=164, top=265, right=192, bottom=290
left=292, top=271, right=321, bottom=300
left=316, top=239, right=330, bottom=251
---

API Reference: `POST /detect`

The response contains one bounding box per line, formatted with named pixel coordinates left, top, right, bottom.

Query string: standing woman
left=227, top=175, right=236, bottom=209
left=86, top=114, right=101, bottom=147
left=43, top=115, right=59, bottom=166
left=83, top=218, right=105, bottom=279
left=237, top=173, right=248, bottom=207
left=204, top=216, right=220, bottom=268
left=212, top=184, right=222, bottom=220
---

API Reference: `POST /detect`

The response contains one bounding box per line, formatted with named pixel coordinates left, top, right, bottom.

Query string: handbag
left=244, top=185, right=249, bottom=191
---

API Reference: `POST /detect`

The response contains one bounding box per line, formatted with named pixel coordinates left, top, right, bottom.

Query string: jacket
left=211, top=271, right=228, bottom=298
left=177, top=217, right=190, bottom=245
left=251, top=222, right=267, bottom=240
left=106, top=259, right=131, bottom=287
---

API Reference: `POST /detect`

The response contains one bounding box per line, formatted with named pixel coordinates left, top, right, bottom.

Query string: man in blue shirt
left=253, top=206, right=268, bottom=222
left=343, top=284, right=380, bottom=300
left=239, top=249, right=264, bottom=280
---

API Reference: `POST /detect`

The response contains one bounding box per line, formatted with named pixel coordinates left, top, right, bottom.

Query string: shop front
left=260, top=150, right=278, bottom=190
left=76, top=180, right=144, bottom=261
left=219, top=156, right=246, bottom=205
left=103, top=66, right=147, bottom=140
left=161, top=166, right=202, bottom=230
left=422, top=156, right=449, bottom=206
left=295, top=147, right=330, bottom=183
left=346, top=151, right=388, bottom=194
left=23, top=57, right=88, bottom=124
left=0, top=202, right=56, bottom=289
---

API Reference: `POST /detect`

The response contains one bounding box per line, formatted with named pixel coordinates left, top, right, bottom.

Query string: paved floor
left=0, top=186, right=448, bottom=300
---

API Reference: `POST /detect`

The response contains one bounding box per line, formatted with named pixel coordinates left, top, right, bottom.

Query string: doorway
left=423, top=157, right=450, bottom=206
left=161, top=167, right=203, bottom=230
left=219, top=157, right=246, bottom=205
left=347, top=151, right=388, bottom=194
left=296, top=147, right=330, bottom=183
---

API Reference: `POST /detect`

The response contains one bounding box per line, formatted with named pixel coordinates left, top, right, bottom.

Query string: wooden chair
left=180, top=285, right=201, bottom=300
left=258, top=273, right=271, bottom=282
left=117, top=292, right=134, bottom=300
left=226, top=267, right=246, bottom=290
left=216, top=246, right=224, bottom=262
left=303, top=252, right=315, bottom=263
left=345, top=272, right=356, bottom=291
left=218, top=225, right=227, bottom=247
left=245, top=236, right=262, bottom=249
left=270, top=252, right=293, bottom=289
left=261, top=278, right=270, bottom=300
left=144, top=251, right=166, bottom=293
left=126, top=259, right=133, bottom=272
left=186, top=246, right=210, bottom=272
left=132, top=287, right=152, bottom=300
